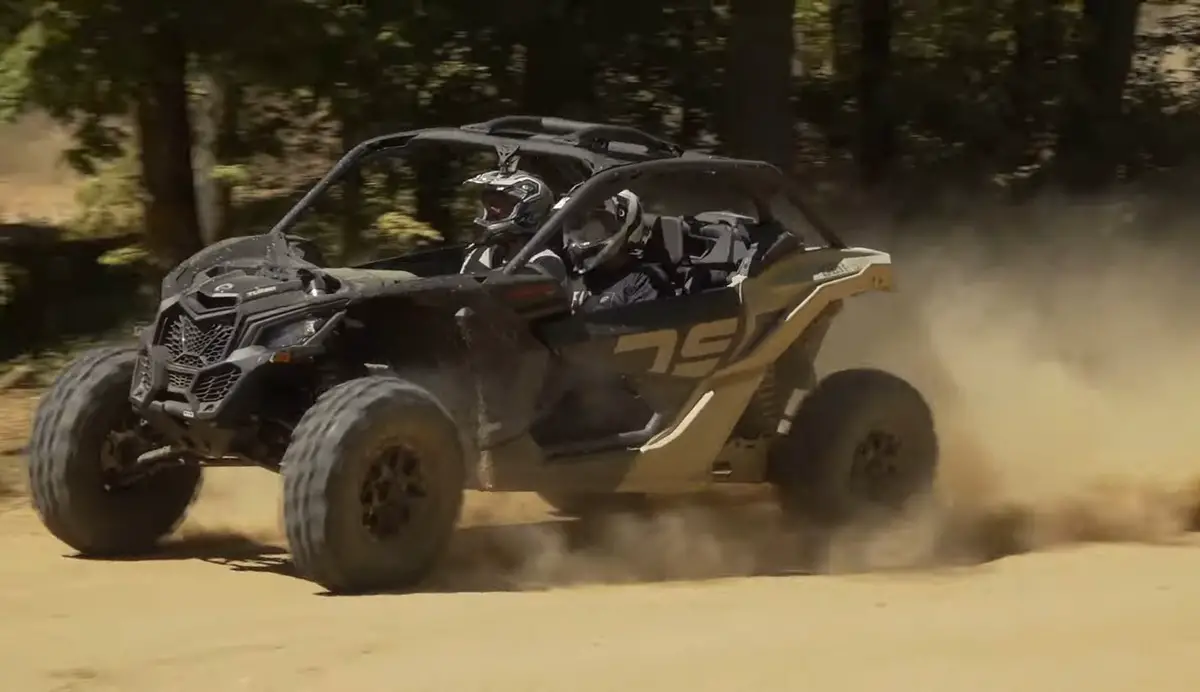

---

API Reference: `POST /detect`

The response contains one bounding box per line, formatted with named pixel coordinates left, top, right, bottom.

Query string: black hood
left=161, top=232, right=327, bottom=300
left=193, top=273, right=300, bottom=303
left=181, top=271, right=308, bottom=314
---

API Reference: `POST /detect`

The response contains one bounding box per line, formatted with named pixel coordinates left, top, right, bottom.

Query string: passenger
left=560, top=188, right=675, bottom=312
left=459, top=169, right=569, bottom=284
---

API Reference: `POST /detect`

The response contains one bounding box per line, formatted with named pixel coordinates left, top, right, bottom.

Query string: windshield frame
left=250, top=124, right=847, bottom=279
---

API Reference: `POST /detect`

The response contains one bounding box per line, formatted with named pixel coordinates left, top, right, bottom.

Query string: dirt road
left=2, top=470, right=1200, bottom=692
left=6, top=208, right=1200, bottom=691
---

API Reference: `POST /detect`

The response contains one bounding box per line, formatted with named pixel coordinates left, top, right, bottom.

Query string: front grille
left=193, top=363, right=241, bottom=403
left=162, top=312, right=237, bottom=368
left=168, top=370, right=194, bottom=392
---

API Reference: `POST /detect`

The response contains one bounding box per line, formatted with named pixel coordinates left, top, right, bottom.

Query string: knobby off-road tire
left=27, top=345, right=202, bottom=556
left=770, top=368, right=938, bottom=528
left=282, top=377, right=465, bottom=594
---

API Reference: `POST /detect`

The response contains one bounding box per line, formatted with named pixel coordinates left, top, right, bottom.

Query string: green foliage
left=69, top=148, right=143, bottom=237
left=5, top=0, right=1200, bottom=358
left=210, top=164, right=252, bottom=188
left=5, top=0, right=1196, bottom=201
left=0, top=22, right=40, bottom=121
left=371, top=211, right=441, bottom=249
left=96, top=245, right=149, bottom=267
left=794, top=0, right=834, bottom=75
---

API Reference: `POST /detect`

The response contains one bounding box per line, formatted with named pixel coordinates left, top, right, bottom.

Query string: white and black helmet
left=463, top=170, right=554, bottom=244
left=558, top=188, right=648, bottom=273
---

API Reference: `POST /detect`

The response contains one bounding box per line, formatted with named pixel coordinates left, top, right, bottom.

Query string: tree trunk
left=856, top=0, right=895, bottom=186
left=211, top=76, right=243, bottom=242
left=676, top=5, right=710, bottom=147
left=135, top=26, right=203, bottom=267
left=1007, top=0, right=1035, bottom=133
left=1005, top=1, right=1067, bottom=173
left=1057, top=0, right=1143, bottom=190
left=193, top=74, right=220, bottom=246
left=724, top=0, right=796, bottom=172
left=193, top=73, right=242, bottom=245
left=829, top=0, right=856, bottom=78
left=522, top=1, right=596, bottom=117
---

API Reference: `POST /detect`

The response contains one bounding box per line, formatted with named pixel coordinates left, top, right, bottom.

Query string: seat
left=631, top=214, right=688, bottom=295
left=641, top=214, right=686, bottom=267
left=682, top=219, right=753, bottom=293
left=692, top=228, right=734, bottom=266
left=691, top=223, right=751, bottom=267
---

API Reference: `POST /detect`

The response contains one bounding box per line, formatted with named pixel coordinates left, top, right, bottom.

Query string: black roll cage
left=265, top=116, right=846, bottom=271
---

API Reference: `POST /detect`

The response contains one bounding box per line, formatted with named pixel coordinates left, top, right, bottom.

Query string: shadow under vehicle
left=26, top=116, right=938, bottom=593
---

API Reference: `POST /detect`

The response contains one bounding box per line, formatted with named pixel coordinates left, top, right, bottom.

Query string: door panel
left=536, top=287, right=745, bottom=380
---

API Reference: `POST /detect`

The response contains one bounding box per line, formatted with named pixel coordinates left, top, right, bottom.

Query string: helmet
left=560, top=188, right=648, bottom=273
left=463, top=170, right=554, bottom=244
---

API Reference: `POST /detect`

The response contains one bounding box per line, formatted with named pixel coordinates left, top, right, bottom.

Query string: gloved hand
left=570, top=288, right=591, bottom=311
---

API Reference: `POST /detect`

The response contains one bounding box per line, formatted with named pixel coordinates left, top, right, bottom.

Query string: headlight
left=261, top=317, right=326, bottom=349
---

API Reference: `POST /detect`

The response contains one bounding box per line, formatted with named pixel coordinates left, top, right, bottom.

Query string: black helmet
left=560, top=188, right=648, bottom=273
left=463, top=170, right=554, bottom=244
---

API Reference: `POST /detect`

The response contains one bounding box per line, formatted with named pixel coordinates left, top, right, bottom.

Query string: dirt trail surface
left=6, top=224, right=1200, bottom=691
left=0, top=114, right=81, bottom=224
left=3, top=480, right=1200, bottom=692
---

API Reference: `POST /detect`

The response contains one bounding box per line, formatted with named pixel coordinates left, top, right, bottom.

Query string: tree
left=1056, top=0, right=1144, bottom=190
left=133, top=13, right=204, bottom=264
left=724, top=0, right=796, bottom=171
left=3, top=2, right=207, bottom=264
left=855, top=0, right=895, bottom=185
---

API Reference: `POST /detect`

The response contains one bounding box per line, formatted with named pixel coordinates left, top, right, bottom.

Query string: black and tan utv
left=27, top=116, right=937, bottom=593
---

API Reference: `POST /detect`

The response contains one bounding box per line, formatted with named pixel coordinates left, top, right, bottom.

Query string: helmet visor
left=564, top=218, right=609, bottom=248
left=479, top=189, right=520, bottom=223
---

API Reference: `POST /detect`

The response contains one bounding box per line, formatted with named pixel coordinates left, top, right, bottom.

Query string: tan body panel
left=484, top=246, right=894, bottom=494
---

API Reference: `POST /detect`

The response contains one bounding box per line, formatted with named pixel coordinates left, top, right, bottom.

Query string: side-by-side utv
left=27, top=116, right=938, bottom=593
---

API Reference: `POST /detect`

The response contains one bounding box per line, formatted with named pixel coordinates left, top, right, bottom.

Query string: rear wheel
left=282, top=377, right=465, bottom=594
left=769, top=367, right=938, bottom=527
left=27, top=346, right=202, bottom=556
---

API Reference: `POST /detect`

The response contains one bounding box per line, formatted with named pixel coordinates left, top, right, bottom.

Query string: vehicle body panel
left=128, top=115, right=897, bottom=498
left=483, top=246, right=894, bottom=493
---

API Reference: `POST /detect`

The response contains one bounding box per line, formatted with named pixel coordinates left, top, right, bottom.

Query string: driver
left=561, top=188, right=676, bottom=312
left=459, top=169, right=568, bottom=284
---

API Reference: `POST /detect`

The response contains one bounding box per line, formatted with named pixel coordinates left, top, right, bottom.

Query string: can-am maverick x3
left=27, top=116, right=938, bottom=593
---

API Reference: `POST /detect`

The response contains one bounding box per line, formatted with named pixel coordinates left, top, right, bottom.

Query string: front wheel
left=769, top=367, right=938, bottom=528
left=27, top=346, right=202, bottom=556
left=282, top=377, right=465, bottom=594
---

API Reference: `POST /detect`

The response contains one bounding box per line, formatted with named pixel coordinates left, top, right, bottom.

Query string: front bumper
left=130, top=343, right=276, bottom=422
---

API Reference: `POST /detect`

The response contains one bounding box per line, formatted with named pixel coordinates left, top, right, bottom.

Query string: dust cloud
left=178, top=201, right=1200, bottom=590
left=814, top=201, right=1200, bottom=568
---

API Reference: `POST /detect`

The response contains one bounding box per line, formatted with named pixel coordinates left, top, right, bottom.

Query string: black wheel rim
left=360, top=446, right=428, bottom=540
left=850, top=430, right=905, bottom=502
left=98, top=411, right=156, bottom=491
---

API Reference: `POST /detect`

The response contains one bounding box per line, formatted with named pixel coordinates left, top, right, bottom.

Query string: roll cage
left=264, top=115, right=847, bottom=271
